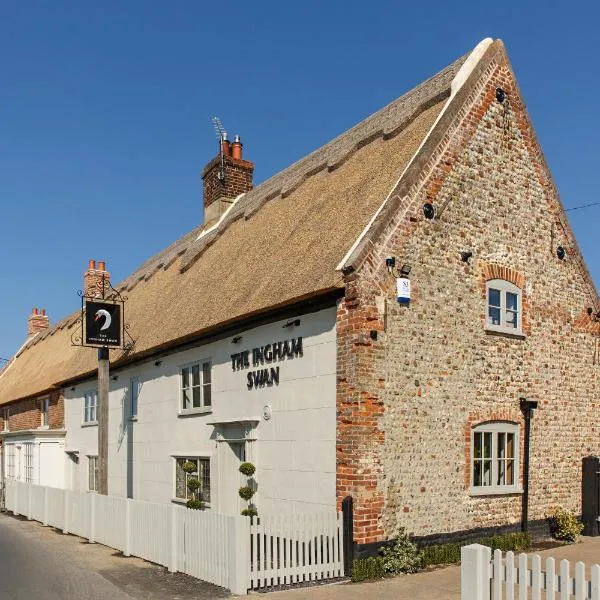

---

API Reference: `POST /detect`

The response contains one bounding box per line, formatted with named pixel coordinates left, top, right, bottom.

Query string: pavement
left=0, top=512, right=230, bottom=599
left=261, top=537, right=600, bottom=600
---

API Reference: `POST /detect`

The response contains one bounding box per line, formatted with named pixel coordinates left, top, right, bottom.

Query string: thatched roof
left=0, top=49, right=469, bottom=405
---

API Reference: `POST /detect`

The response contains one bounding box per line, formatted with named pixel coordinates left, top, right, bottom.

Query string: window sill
left=81, top=421, right=98, bottom=428
left=470, top=487, right=523, bottom=497
left=178, top=407, right=212, bottom=417
left=484, top=326, right=525, bottom=340
left=37, top=425, right=50, bottom=431
left=128, top=416, right=138, bottom=422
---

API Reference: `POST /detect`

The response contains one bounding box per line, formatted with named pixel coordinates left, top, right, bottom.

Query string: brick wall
left=202, top=155, right=254, bottom=210
left=336, top=48, right=600, bottom=544
left=0, top=391, right=64, bottom=432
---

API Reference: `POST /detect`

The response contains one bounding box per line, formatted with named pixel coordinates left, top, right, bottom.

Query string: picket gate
left=461, top=544, right=600, bottom=600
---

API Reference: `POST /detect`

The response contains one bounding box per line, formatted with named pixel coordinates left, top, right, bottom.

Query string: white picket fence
left=4, top=480, right=345, bottom=594
left=461, top=543, right=600, bottom=600
left=249, top=512, right=345, bottom=588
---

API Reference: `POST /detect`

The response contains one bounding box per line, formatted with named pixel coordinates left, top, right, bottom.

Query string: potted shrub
left=239, top=462, right=257, bottom=517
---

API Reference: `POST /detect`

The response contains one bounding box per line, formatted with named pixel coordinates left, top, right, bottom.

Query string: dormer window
left=486, top=279, right=522, bottom=335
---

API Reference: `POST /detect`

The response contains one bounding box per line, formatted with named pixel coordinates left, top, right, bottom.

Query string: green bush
left=186, top=499, right=204, bottom=510
left=548, top=507, right=584, bottom=543
left=380, top=528, right=421, bottom=574
left=420, top=532, right=531, bottom=567
left=182, top=461, right=197, bottom=474
left=241, top=507, right=258, bottom=517
left=239, top=486, right=255, bottom=501
left=186, top=477, right=201, bottom=492
left=239, top=462, right=256, bottom=477
left=351, top=557, right=385, bottom=582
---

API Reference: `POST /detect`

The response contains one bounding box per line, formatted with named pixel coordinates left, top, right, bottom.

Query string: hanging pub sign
left=84, top=300, right=123, bottom=348
left=396, top=277, right=411, bottom=304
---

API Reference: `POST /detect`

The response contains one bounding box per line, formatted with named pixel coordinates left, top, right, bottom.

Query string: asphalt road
left=0, top=512, right=230, bottom=600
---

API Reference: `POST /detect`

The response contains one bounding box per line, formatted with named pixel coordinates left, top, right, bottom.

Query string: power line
left=565, top=201, right=600, bottom=212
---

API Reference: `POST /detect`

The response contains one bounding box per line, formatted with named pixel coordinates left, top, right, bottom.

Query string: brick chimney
left=202, top=133, right=254, bottom=223
left=27, top=308, right=49, bottom=337
left=84, top=259, right=111, bottom=298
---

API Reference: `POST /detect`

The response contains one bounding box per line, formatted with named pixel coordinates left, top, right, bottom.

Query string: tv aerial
left=212, top=117, right=228, bottom=181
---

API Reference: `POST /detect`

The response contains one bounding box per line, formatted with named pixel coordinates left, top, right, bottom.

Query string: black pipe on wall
left=520, top=398, right=538, bottom=533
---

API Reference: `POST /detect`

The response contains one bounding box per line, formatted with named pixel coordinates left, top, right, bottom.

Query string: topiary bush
left=351, top=557, right=385, bottom=582
left=380, top=528, right=422, bottom=574
left=239, top=486, right=255, bottom=501
left=548, top=507, right=584, bottom=543
left=186, top=477, right=201, bottom=492
left=239, top=462, right=256, bottom=477
left=241, top=507, right=258, bottom=517
left=186, top=499, right=204, bottom=510
left=182, top=461, right=197, bottom=474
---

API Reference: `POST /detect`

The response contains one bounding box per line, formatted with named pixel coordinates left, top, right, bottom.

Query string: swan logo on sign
left=85, top=301, right=122, bottom=347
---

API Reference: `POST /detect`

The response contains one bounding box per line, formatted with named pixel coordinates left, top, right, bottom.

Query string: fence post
left=123, top=499, right=132, bottom=557
left=169, top=504, right=178, bottom=573
left=228, top=515, right=250, bottom=595
left=341, top=496, right=354, bottom=576
left=89, top=493, right=96, bottom=543
left=27, top=483, right=32, bottom=520
left=461, top=544, right=491, bottom=600
left=43, top=486, right=49, bottom=526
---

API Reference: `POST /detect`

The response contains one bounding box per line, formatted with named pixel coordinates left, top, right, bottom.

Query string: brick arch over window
left=464, top=409, right=524, bottom=490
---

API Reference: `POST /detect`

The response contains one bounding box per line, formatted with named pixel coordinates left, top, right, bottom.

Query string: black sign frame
left=81, top=297, right=125, bottom=349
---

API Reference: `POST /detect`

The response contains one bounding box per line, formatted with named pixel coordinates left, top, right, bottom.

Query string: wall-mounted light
left=399, top=264, right=412, bottom=277
left=496, top=87, right=506, bottom=103
left=423, top=203, right=435, bottom=220
left=385, top=257, right=396, bottom=274
left=460, top=251, right=473, bottom=263
left=283, top=319, right=301, bottom=329
left=154, top=360, right=162, bottom=367
left=556, top=246, right=566, bottom=260
left=232, top=336, right=243, bottom=344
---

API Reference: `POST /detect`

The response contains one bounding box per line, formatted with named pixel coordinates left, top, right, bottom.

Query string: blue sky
left=1, top=1, right=598, bottom=360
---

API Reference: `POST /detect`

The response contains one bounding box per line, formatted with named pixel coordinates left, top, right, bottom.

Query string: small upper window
left=180, top=362, right=212, bottom=412
left=130, top=377, right=140, bottom=419
left=486, top=279, right=522, bottom=335
left=472, top=422, right=520, bottom=495
left=2, top=408, right=9, bottom=432
left=40, top=397, right=49, bottom=427
left=84, top=390, right=98, bottom=424
left=88, top=456, right=99, bottom=492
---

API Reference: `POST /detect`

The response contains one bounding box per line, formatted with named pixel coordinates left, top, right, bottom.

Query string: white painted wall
left=64, top=306, right=337, bottom=515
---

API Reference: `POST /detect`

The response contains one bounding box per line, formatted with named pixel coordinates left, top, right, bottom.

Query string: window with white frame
left=130, top=376, right=140, bottom=419
left=24, top=443, right=34, bottom=483
left=180, top=362, right=212, bottom=412
left=84, top=390, right=98, bottom=424
left=88, top=456, right=98, bottom=492
left=472, top=422, right=519, bottom=494
left=486, top=279, right=522, bottom=334
left=2, top=408, right=9, bottom=432
left=174, top=457, right=211, bottom=503
left=6, top=444, right=15, bottom=478
left=40, top=397, right=49, bottom=427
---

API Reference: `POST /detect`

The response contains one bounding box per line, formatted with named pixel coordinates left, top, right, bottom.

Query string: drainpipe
left=520, top=398, right=538, bottom=533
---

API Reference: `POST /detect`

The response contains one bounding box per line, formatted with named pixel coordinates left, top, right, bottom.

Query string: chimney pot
left=41, top=309, right=46, bottom=316
left=88, top=259, right=96, bottom=270
left=28, top=307, right=50, bottom=337
left=220, top=134, right=231, bottom=157
left=84, top=260, right=111, bottom=298
left=98, top=260, right=106, bottom=272
left=231, top=136, right=243, bottom=160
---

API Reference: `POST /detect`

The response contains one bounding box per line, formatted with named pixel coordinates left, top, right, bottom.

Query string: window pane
left=183, top=389, right=191, bottom=410
left=497, top=459, right=505, bottom=486
left=498, top=433, right=505, bottom=459
left=474, top=432, right=482, bottom=459
left=506, top=434, right=514, bottom=459
left=506, top=459, right=514, bottom=485
left=203, top=384, right=212, bottom=407
left=506, top=292, right=518, bottom=311
left=181, top=367, right=189, bottom=389
left=200, top=459, right=211, bottom=503
left=483, top=432, right=492, bottom=459
left=488, top=288, right=501, bottom=307
left=203, top=362, right=211, bottom=384
left=192, top=386, right=201, bottom=408
left=483, top=460, right=492, bottom=486
left=506, top=310, right=518, bottom=328
left=474, top=461, right=482, bottom=486
left=488, top=307, right=501, bottom=326
left=192, top=364, right=200, bottom=387
left=175, top=458, right=186, bottom=499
